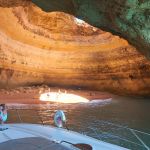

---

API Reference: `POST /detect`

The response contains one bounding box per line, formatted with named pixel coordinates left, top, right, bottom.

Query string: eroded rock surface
left=0, top=0, right=150, bottom=97
left=33, top=0, right=150, bottom=59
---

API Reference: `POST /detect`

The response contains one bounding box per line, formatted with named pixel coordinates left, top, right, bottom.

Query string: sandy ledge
left=0, top=85, right=112, bottom=104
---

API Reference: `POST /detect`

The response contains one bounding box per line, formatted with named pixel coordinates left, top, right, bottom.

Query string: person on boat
left=0, top=104, right=7, bottom=124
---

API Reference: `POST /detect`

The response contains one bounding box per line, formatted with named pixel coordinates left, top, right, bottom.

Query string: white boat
left=0, top=123, right=128, bottom=150
left=0, top=109, right=149, bottom=150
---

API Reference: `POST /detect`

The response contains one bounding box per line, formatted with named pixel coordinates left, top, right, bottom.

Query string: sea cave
left=0, top=0, right=150, bottom=149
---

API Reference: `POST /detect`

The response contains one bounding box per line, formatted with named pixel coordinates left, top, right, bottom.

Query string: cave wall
left=0, top=0, right=150, bottom=97
left=32, top=0, right=150, bottom=59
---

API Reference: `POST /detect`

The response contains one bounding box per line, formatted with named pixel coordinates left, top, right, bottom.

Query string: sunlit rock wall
left=33, top=0, right=150, bottom=59
left=0, top=0, right=150, bottom=97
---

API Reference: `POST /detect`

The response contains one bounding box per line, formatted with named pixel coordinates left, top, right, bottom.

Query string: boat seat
left=0, top=137, right=73, bottom=150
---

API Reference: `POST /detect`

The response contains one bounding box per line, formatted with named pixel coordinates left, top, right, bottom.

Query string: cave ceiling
left=0, top=0, right=150, bottom=97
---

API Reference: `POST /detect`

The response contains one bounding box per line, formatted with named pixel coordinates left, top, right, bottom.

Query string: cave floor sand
left=0, top=86, right=112, bottom=104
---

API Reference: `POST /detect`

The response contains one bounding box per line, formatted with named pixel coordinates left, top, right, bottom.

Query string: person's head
left=0, top=104, right=5, bottom=111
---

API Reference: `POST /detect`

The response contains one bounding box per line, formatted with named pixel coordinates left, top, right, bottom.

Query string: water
left=6, top=96, right=150, bottom=150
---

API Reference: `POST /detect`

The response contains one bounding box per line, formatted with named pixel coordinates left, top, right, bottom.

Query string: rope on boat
left=99, top=120, right=150, bottom=136
left=88, top=127, right=145, bottom=148
left=16, top=109, right=22, bottom=123
left=36, top=110, right=44, bottom=125
left=2, top=132, right=11, bottom=140
left=86, top=121, right=150, bottom=149
left=130, top=129, right=150, bottom=150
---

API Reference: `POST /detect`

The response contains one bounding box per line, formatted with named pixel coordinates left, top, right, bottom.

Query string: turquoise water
left=7, top=96, right=150, bottom=150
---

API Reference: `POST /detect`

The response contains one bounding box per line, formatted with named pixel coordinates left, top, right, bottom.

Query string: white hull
left=0, top=123, right=128, bottom=150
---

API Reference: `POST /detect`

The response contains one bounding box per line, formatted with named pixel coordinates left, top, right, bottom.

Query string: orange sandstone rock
left=0, top=0, right=150, bottom=97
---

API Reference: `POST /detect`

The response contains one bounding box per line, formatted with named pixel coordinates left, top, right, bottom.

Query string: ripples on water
left=6, top=97, right=150, bottom=150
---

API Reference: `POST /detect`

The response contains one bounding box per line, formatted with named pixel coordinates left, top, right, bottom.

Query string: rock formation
left=0, top=0, right=150, bottom=97
left=33, top=0, right=150, bottom=59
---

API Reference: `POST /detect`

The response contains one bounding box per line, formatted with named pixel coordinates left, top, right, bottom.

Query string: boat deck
left=0, top=137, right=72, bottom=150
left=0, top=124, right=129, bottom=150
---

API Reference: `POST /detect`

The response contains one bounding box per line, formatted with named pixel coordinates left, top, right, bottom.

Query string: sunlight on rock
left=74, top=18, right=85, bottom=25
left=39, top=92, right=89, bottom=103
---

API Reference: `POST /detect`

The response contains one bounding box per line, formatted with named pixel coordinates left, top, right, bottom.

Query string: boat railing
left=7, top=109, right=150, bottom=150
